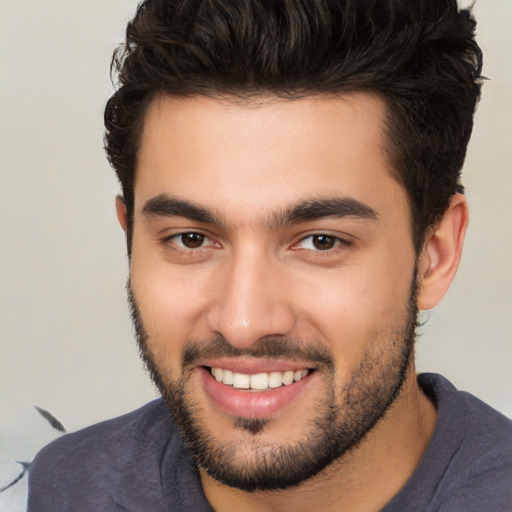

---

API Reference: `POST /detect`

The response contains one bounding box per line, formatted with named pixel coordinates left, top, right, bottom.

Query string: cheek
left=293, top=258, right=414, bottom=362
left=130, top=261, right=211, bottom=365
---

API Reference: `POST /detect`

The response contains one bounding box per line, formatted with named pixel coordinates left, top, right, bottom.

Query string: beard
left=127, top=268, right=419, bottom=492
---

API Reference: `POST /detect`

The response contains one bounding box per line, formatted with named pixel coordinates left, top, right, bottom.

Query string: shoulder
left=27, top=399, right=178, bottom=511
left=419, top=374, right=512, bottom=511
left=385, top=374, right=512, bottom=512
left=419, top=372, right=512, bottom=448
left=30, top=399, right=173, bottom=472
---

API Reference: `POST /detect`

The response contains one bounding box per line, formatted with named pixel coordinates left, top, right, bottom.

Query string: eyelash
left=160, top=231, right=352, bottom=257
left=161, top=232, right=218, bottom=257
left=292, top=234, right=352, bottom=253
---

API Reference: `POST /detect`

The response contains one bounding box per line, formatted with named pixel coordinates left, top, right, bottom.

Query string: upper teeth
left=210, top=368, right=309, bottom=390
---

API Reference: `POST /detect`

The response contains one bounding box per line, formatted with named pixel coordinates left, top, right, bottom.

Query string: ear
left=417, top=193, right=469, bottom=311
left=115, top=194, right=128, bottom=232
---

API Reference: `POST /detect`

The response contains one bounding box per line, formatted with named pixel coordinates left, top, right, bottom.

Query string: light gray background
left=1, top=1, right=511, bottom=510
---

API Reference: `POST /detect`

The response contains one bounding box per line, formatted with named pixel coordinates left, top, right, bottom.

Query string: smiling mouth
left=207, top=367, right=311, bottom=390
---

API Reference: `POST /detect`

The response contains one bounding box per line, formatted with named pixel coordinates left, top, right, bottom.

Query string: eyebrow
left=141, top=193, right=378, bottom=229
left=142, top=194, right=224, bottom=225
left=270, top=196, right=378, bottom=229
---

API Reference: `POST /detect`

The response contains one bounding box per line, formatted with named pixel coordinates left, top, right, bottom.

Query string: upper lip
left=199, top=357, right=315, bottom=374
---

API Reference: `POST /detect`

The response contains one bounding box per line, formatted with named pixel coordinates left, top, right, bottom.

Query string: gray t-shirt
left=27, top=374, right=512, bottom=511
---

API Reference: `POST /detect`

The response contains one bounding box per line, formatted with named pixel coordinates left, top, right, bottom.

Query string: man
left=27, top=0, right=512, bottom=510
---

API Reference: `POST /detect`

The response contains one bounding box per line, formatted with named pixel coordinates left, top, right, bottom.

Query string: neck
left=201, top=367, right=436, bottom=512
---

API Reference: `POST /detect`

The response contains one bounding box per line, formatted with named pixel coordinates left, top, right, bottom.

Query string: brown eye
left=180, top=233, right=205, bottom=248
left=311, top=235, right=337, bottom=250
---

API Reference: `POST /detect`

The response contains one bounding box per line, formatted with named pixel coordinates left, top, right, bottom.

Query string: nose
left=206, top=249, right=296, bottom=349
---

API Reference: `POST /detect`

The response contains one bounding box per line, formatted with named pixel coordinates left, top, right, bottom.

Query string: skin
left=116, top=92, right=468, bottom=511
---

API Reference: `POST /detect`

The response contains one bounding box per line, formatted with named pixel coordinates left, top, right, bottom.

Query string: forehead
left=135, top=93, right=407, bottom=224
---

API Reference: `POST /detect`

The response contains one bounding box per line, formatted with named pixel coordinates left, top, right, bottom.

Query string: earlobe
left=115, top=194, right=128, bottom=232
left=417, top=193, right=469, bottom=311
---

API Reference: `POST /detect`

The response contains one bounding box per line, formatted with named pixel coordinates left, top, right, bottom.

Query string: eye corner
left=292, top=233, right=353, bottom=253
left=157, top=230, right=222, bottom=260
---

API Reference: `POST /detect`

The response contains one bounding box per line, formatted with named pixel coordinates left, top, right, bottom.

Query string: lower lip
left=200, top=367, right=313, bottom=419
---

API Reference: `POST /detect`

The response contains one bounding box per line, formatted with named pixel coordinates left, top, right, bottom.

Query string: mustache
left=182, top=335, right=334, bottom=370
left=127, top=278, right=334, bottom=371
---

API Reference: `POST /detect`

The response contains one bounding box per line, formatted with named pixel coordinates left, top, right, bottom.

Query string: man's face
left=127, top=93, right=419, bottom=490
